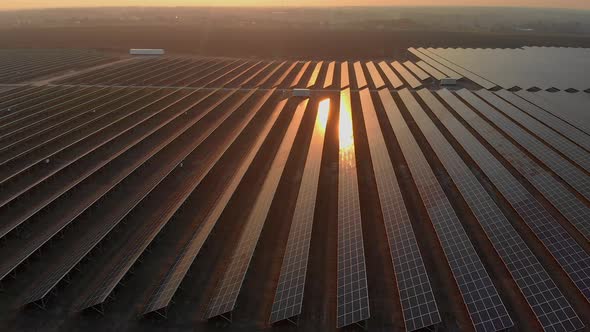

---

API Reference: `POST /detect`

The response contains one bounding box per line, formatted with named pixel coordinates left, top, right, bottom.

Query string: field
left=0, top=49, right=589, bottom=332
left=2, top=26, right=590, bottom=59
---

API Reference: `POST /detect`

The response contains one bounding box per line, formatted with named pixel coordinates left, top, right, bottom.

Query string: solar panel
left=407, top=48, right=462, bottom=79
left=143, top=98, right=289, bottom=316
left=187, top=59, right=243, bottom=87
left=167, top=59, right=228, bottom=87
left=17, top=89, right=236, bottom=305
left=306, top=61, right=323, bottom=88
left=214, top=61, right=262, bottom=88
left=454, top=89, right=590, bottom=301
left=515, top=90, right=590, bottom=136
left=415, top=61, right=447, bottom=80
left=272, top=61, right=298, bottom=88
left=415, top=89, right=584, bottom=332
left=359, top=89, right=441, bottom=331
left=205, top=99, right=308, bottom=319
left=456, top=89, right=590, bottom=207
left=380, top=88, right=512, bottom=332
left=239, top=61, right=275, bottom=87
left=269, top=98, right=330, bottom=323
left=0, top=87, right=111, bottom=141
left=340, top=61, right=350, bottom=89
left=477, top=90, right=590, bottom=173
left=390, top=62, right=422, bottom=89
left=323, top=61, right=335, bottom=88
left=290, top=61, right=311, bottom=88
left=420, top=48, right=497, bottom=90
left=256, top=61, right=286, bottom=87
left=0, top=87, right=150, bottom=173
left=0, top=89, right=188, bottom=239
left=378, top=61, right=404, bottom=89
left=1, top=90, right=221, bottom=279
left=70, top=89, right=272, bottom=311
left=336, top=88, right=370, bottom=328
left=439, top=90, right=590, bottom=242
left=365, top=62, right=385, bottom=89
left=353, top=61, right=368, bottom=89
left=0, top=87, right=133, bottom=165
left=402, top=61, right=430, bottom=81
left=201, top=60, right=251, bottom=88
left=0, top=90, right=153, bottom=207
left=0, top=86, right=92, bottom=131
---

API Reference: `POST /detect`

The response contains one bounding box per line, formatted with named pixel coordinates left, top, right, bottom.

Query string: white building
left=129, top=49, right=165, bottom=56
left=293, top=88, right=311, bottom=97
left=440, top=78, right=458, bottom=87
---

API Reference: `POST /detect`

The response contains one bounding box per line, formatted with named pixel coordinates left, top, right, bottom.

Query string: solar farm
left=0, top=47, right=589, bottom=332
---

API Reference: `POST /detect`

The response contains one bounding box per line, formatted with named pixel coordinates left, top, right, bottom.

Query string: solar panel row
left=439, top=90, right=590, bottom=242
left=494, top=90, right=590, bottom=153
left=391, top=62, right=422, bottom=89
left=336, top=88, right=370, bottom=328
left=477, top=90, right=590, bottom=173
left=420, top=48, right=497, bottom=90
left=365, top=62, right=386, bottom=89
left=455, top=90, right=590, bottom=301
left=205, top=98, right=308, bottom=319
left=143, top=97, right=288, bottom=316
left=1, top=89, right=223, bottom=284
left=383, top=88, right=512, bottom=332
left=359, top=89, right=441, bottom=331
left=415, top=89, right=584, bottom=332
left=71, top=89, right=274, bottom=311
left=456, top=90, right=590, bottom=221
left=0, top=49, right=115, bottom=84
left=270, top=98, right=330, bottom=323
left=17, top=89, right=238, bottom=305
left=1, top=49, right=590, bottom=332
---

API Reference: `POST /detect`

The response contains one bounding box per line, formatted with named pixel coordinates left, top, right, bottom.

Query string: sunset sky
left=2, top=0, right=590, bottom=10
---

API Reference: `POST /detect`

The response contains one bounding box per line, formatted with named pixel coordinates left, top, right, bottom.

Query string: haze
left=3, top=0, right=590, bottom=10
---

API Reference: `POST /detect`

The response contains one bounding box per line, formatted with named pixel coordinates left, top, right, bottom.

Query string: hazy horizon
left=3, top=0, right=590, bottom=11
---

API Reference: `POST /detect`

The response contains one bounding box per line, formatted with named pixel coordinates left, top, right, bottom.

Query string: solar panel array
left=143, top=98, right=288, bottom=316
left=424, top=47, right=590, bottom=91
left=353, top=61, right=368, bottom=89
left=269, top=99, right=329, bottom=323
left=307, top=61, right=323, bottom=88
left=380, top=89, right=513, bottom=332
left=205, top=99, right=308, bottom=319
left=414, top=48, right=497, bottom=89
left=19, top=90, right=271, bottom=308
left=323, top=61, right=335, bottom=88
left=478, top=90, right=590, bottom=173
left=460, top=90, right=590, bottom=202
left=74, top=89, right=273, bottom=311
left=453, top=90, right=590, bottom=301
left=359, top=89, right=441, bottom=331
left=439, top=90, right=590, bottom=242
left=1, top=50, right=590, bottom=332
left=495, top=90, right=590, bottom=153
left=336, top=88, right=370, bottom=328
left=55, top=56, right=442, bottom=90
left=391, top=62, right=422, bottom=89
left=0, top=49, right=115, bottom=84
left=515, top=90, right=590, bottom=135
left=414, top=89, right=584, bottom=332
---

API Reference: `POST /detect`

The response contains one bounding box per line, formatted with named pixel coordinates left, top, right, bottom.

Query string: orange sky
left=2, top=0, right=590, bottom=10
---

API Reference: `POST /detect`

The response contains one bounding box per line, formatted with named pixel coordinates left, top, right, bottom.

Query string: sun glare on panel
left=339, top=89, right=354, bottom=151
left=317, top=99, right=330, bottom=134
